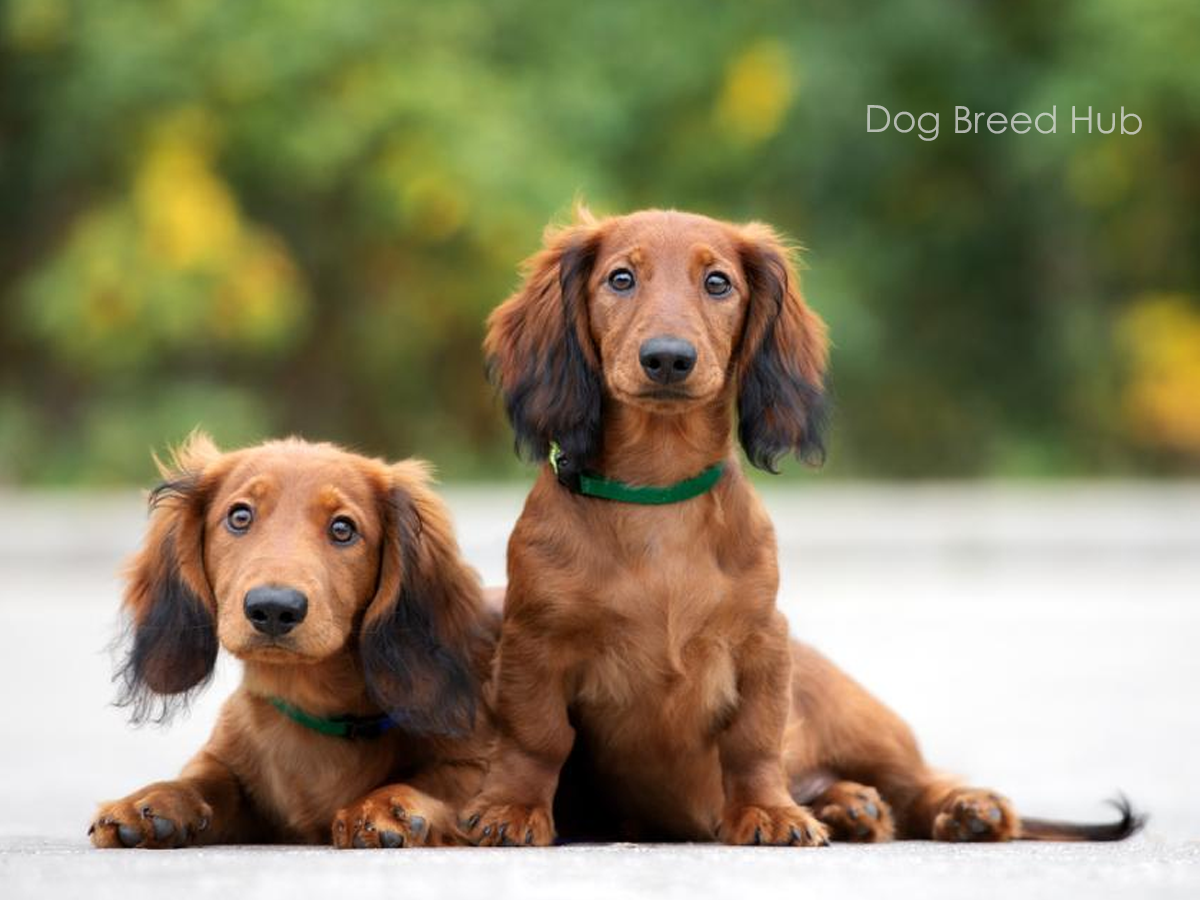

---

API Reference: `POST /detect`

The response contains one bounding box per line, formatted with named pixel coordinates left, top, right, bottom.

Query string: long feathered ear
left=735, top=223, right=830, bottom=472
left=116, top=431, right=222, bottom=724
left=360, top=460, right=488, bottom=737
left=484, top=219, right=604, bottom=483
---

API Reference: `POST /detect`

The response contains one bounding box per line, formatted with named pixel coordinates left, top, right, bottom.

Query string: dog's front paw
left=932, top=788, right=1018, bottom=842
left=718, top=803, right=830, bottom=846
left=460, top=801, right=554, bottom=847
left=333, top=785, right=453, bottom=848
left=90, top=782, right=212, bottom=849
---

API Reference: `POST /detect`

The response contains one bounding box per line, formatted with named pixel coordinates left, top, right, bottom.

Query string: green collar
left=550, top=442, right=726, bottom=505
left=266, top=696, right=396, bottom=739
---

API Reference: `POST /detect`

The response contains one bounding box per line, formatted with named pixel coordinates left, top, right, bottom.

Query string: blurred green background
left=2, top=0, right=1198, bottom=484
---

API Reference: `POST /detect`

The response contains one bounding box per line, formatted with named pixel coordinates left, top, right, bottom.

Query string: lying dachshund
left=465, top=207, right=1142, bottom=845
left=90, top=434, right=497, bottom=848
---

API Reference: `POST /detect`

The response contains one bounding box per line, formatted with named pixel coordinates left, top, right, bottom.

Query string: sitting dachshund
left=464, top=208, right=1142, bottom=845
left=90, top=434, right=497, bottom=848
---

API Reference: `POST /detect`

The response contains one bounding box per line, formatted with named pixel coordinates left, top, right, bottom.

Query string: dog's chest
left=571, top=522, right=741, bottom=727
left=246, top=723, right=396, bottom=841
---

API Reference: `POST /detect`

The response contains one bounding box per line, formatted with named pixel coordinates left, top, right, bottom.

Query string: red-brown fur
left=467, top=208, right=1142, bottom=845
left=90, top=435, right=498, bottom=848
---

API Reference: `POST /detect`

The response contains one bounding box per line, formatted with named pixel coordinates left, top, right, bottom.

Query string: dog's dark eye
left=329, top=516, right=358, bottom=545
left=226, top=504, right=254, bottom=534
left=704, top=271, right=733, bottom=298
left=607, top=268, right=636, bottom=293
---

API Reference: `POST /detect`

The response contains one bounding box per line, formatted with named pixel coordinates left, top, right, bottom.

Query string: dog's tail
left=1019, top=794, right=1146, bottom=841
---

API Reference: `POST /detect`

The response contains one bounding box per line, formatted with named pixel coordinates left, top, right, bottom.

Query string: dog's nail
left=856, top=823, right=871, bottom=838
left=752, top=826, right=763, bottom=845
left=151, top=817, right=175, bottom=841
left=87, top=823, right=95, bottom=837
left=847, top=806, right=859, bottom=820
left=352, top=834, right=368, bottom=849
left=988, top=806, right=1002, bottom=822
left=380, top=830, right=404, bottom=848
left=465, top=814, right=480, bottom=830
left=197, top=817, right=209, bottom=832
left=409, top=815, right=426, bottom=835
left=497, top=824, right=512, bottom=845
left=525, top=828, right=534, bottom=845
left=789, top=826, right=801, bottom=844
left=864, top=802, right=879, bottom=820
left=969, top=817, right=989, bottom=834
left=117, top=824, right=142, bottom=847
left=482, top=825, right=493, bottom=838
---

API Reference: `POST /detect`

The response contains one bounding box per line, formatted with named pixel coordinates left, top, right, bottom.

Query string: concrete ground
left=1, top=483, right=1197, bottom=899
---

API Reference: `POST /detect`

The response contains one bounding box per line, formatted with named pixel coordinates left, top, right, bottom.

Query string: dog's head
left=116, top=433, right=483, bottom=736
left=485, top=208, right=828, bottom=475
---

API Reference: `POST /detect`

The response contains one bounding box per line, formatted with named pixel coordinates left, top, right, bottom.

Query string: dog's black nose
left=639, top=336, right=697, bottom=385
left=243, top=586, right=308, bottom=637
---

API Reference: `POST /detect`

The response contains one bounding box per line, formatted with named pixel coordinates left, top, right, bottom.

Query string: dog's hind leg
left=785, top=641, right=1143, bottom=842
left=786, top=640, right=1021, bottom=840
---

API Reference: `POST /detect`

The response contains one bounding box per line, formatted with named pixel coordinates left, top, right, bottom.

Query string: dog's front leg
left=461, top=624, right=575, bottom=846
left=716, top=614, right=829, bottom=847
left=89, top=749, right=248, bottom=848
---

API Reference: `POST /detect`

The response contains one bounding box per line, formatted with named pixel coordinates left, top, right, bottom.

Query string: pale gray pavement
left=1, top=484, right=1198, bottom=899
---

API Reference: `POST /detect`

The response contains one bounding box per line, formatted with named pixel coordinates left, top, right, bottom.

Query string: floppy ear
left=735, top=224, right=830, bottom=472
left=484, top=218, right=604, bottom=483
left=116, top=431, right=222, bottom=724
left=360, top=460, right=487, bottom=737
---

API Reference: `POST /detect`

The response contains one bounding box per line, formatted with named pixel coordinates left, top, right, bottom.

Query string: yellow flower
left=135, top=110, right=239, bottom=268
left=1118, top=294, right=1200, bottom=454
left=713, top=40, right=796, bottom=145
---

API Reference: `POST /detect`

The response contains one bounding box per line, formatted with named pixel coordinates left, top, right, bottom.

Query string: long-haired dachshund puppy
left=465, top=208, right=1142, bottom=846
left=89, top=434, right=496, bottom=848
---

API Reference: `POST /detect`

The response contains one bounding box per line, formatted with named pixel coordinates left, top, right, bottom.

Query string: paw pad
left=814, top=783, right=895, bottom=843
left=933, top=789, right=1017, bottom=843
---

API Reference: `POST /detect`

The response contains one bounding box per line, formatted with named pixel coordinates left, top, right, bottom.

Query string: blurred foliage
left=1, top=0, right=1198, bottom=484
